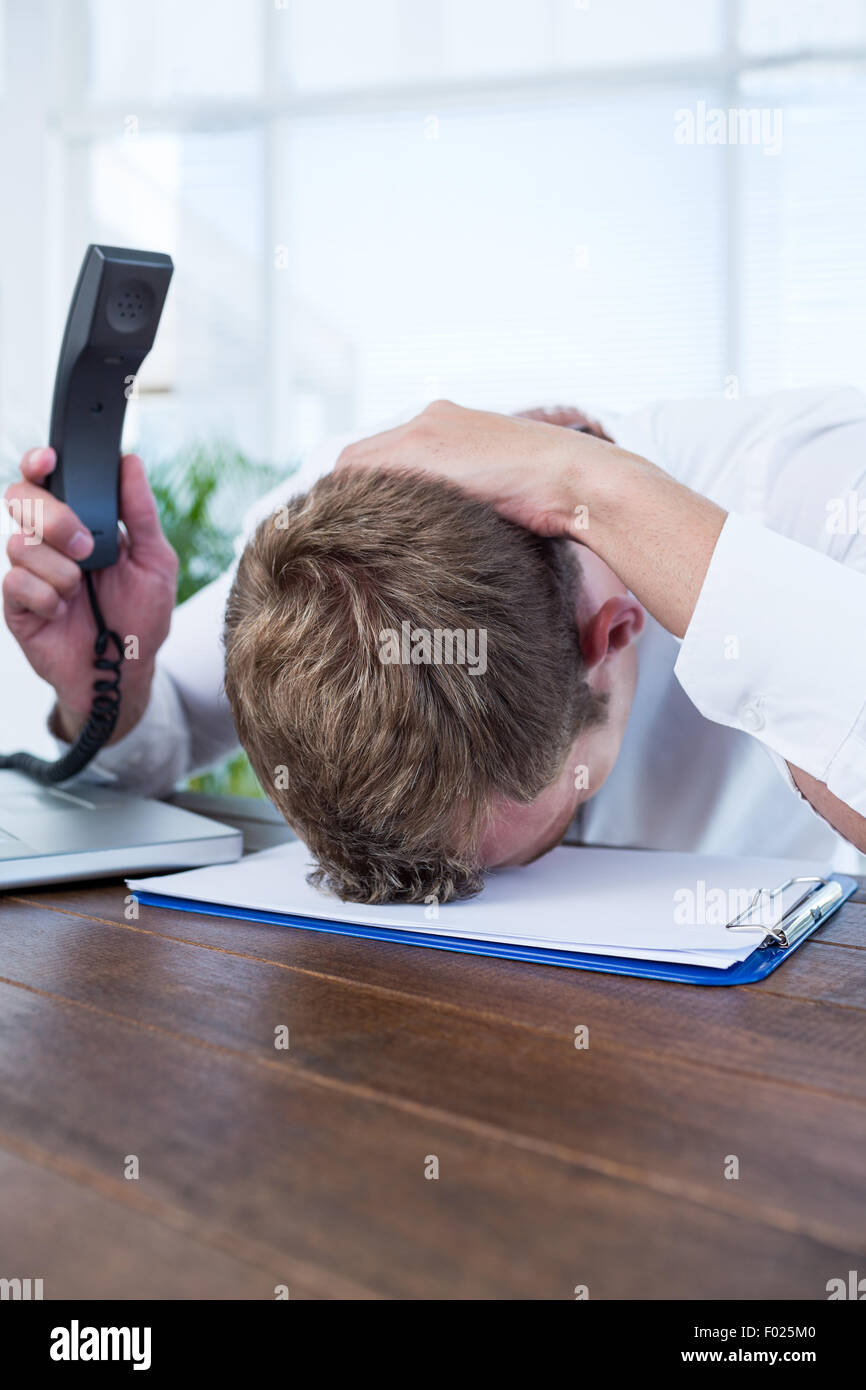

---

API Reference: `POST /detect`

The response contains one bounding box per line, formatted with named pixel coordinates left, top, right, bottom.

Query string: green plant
left=149, top=441, right=289, bottom=604
left=149, top=440, right=297, bottom=798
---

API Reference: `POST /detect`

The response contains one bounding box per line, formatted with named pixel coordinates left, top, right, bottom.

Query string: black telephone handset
left=0, top=245, right=173, bottom=785
left=48, top=245, right=173, bottom=569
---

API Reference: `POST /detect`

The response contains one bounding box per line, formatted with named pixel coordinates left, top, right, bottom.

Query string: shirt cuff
left=48, top=663, right=192, bottom=799
left=674, top=512, right=866, bottom=816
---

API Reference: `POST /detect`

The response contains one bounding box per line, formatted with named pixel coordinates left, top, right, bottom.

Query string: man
left=4, top=388, right=866, bottom=902
left=221, top=463, right=622, bottom=901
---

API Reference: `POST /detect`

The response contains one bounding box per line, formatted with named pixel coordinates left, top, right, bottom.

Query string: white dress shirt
left=64, top=386, right=866, bottom=871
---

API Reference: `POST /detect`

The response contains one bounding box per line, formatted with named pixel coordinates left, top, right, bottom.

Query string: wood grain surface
left=0, top=868, right=864, bottom=1299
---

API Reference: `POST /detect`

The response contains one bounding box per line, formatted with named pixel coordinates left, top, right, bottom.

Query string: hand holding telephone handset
left=1, top=245, right=173, bottom=784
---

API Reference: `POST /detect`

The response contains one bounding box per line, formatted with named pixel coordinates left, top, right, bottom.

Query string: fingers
left=336, top=421, right=411, bottom=471
left=19, top=445, right=57, bottom=485
left=514, top=407, right=558, bottom=422
left=3, top=467, right=85, bottom=621
left=6, top=529, right=83, bottom=598
left=2, top=564, right=68, bottom=621
left=118, top=453, right=163, bottom=552
left=515, top=405, right=584, bottom=426
left=336, top=403, right=471, bottom=478
left=4, top=479, right=94, bottom=561
left=8, top=451, right=170, bottom=565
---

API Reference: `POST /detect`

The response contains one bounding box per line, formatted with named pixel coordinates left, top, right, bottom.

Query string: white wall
left=2, top=0, right=866, bottom=754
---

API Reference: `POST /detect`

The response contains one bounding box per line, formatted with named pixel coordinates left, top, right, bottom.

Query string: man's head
left=224, top=468, right=643, bottom=903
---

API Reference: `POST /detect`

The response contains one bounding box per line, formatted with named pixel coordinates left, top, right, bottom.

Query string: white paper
left=129, top=841, right=828, bottom=970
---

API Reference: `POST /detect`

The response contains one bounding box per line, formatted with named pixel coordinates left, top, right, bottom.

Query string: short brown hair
left=224, top=468, right=606, bottom=903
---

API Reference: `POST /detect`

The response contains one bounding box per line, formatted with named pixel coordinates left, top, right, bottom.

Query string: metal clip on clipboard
left=725, top=875, right=844, bottom=950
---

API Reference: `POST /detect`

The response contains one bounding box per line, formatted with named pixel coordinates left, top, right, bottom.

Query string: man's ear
left=578, top=595, right=645, bottom=671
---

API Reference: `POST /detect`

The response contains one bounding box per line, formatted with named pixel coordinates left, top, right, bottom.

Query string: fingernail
left=68, top=530, right=94, bottom=559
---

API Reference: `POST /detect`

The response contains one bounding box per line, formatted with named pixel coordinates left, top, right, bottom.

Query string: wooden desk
left=1, top=866, right=864, bottom=1300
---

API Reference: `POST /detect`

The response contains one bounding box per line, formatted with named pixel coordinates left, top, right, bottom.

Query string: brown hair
left=224, top=468, right=606, bottom=903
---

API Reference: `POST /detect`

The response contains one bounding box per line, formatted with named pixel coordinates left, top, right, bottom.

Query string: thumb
left=118, top=453, right=164, bottom=554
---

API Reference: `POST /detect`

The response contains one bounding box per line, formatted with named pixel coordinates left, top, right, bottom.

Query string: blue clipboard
left=132, top=871, right=857, bottom=988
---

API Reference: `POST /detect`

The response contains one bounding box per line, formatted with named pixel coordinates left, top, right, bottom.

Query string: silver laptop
left=0, top=769, right=242, bottom=889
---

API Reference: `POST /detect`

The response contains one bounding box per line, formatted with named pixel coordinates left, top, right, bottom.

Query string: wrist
left=562, top=438, right=647, bottom=550
left=561, top=437, right=727, bottom=637
left=51, top=701, right=88, bottom=745
left=53, top=660, right=155, bottom=747
left=109, top=659, right=156, bottom=743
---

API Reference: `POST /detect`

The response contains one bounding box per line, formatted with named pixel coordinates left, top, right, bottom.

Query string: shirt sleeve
left=604, top=386, right=866, bottom=822
left=674, top=509, right=866, bottom=819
